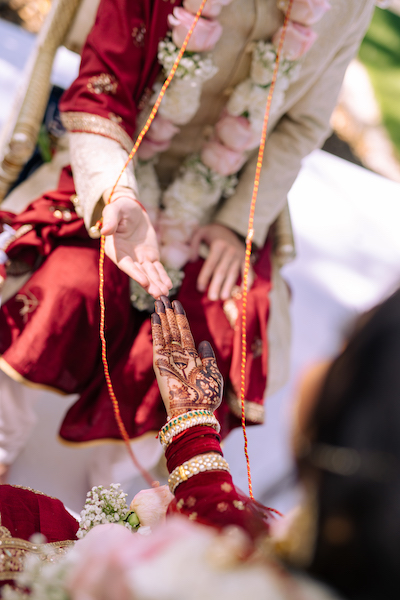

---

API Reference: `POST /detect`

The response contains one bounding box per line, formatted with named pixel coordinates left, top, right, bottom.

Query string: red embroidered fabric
left=166, top=427, right=272, bottom=539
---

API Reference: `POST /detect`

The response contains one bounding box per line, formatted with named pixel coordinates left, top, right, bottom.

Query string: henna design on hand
left=151, top=298, right=223, bottom=417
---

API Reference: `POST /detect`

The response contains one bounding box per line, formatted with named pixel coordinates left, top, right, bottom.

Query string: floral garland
left=128, top=0, right=331, bottom=310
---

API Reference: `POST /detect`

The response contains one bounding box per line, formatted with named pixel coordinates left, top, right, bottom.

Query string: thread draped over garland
left=98, top=0, right=293, bottom=498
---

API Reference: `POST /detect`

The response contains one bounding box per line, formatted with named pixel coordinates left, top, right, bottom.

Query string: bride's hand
left=151, top=296, right=223, bottom=418
left=101, top=193, right=172, bottom=299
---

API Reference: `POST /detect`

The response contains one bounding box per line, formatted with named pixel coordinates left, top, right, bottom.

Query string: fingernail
left=151, top=312, right=161, bottom=324
left=198, top=341, right=215, bottom=359
left=161, top=295, right=172, bottom=309
left=155, top=300, right=165, bottom=313
left=172, top=300, right=185, bottom=315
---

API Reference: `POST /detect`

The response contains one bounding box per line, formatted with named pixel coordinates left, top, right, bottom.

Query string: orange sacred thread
left=97, top=0, right=208, bottom=484
left=240, top=0, right=294, bottom=500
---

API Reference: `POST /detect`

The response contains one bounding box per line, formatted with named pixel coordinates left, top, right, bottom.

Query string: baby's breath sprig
left=77, top=483, right=140, bottom=539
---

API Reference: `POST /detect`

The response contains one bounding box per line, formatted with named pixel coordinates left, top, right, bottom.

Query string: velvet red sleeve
left=59, top=0, right=181, bottom=139
left=0, top=485, right=78, bottom=542
left=166, top=427, right=271, bottom=539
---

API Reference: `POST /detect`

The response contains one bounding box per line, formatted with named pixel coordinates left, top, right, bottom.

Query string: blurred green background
left=359, top=6, right=400, bottom=158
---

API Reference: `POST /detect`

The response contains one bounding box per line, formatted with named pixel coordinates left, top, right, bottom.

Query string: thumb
left=198, top=340, right=216, bottom=361
left=189, top=227, right=205, bottom=261
left=101, top=203, right=120, bottom=236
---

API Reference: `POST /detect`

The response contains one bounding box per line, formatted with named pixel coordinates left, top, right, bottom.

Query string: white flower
left=226, top=79, right=253, bottom=116
left=154, top=78, right=203, bottom=125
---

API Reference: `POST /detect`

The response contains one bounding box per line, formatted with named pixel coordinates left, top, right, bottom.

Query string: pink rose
left=168, top=7, right=222, bottom=51
left=215, top=113, right=260, bottom=151
left=137, top=138, right=171, bottom=160
left=201, top=140, right=247, bottom=176
left=130, top=485, right=174, bottom=528
left=183, top=0, right=233, bottom=18
left=147, top=115, right=180, bottom=143
left=273, top=21, right=318, bottom=60
left=66, top=524, right=138, bottom=600
left=280, top=0, right=331, bottom=26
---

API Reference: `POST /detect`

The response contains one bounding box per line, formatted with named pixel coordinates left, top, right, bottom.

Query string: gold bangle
left=159, top=411, right=220, bottom=450
left=168, top=452, right=230, bottom=494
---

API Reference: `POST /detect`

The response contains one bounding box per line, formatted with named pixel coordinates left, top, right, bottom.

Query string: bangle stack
left=159, top=410, right=220, bottom=450
left=168, top=452, right=230, bottom=493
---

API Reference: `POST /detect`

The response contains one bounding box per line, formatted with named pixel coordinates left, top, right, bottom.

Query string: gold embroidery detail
left=188, top=512, right=198, bottom=521
left=226, top=387, right=265, bottom=424
left=217, top=502, right=229, bottom=513
left=221, top=483, right=233, bottom=493
left=61, top=112, right=133, bottom=154
left=16, top=291, right=39, bottom=323
left=108, top=112, right=122, bottom=124
left=186, top=496, right=196, bottom=508
left=132, top=23, right=146, bottom=47
left=0, top=521, right=74, bottom=582
left=233, top=500, right=245, bottom=511
left=87, top=73, right=118, bottom=95
left=176, top=498, right=184, bottom=510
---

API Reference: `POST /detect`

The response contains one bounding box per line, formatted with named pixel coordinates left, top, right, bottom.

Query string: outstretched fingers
left=151, top=312, right=165, bottom=356
left=160, top=295, right=181, bottom=344
left=155, top=299, right=172, bottom=345
left=173, top=301, right=196, bottom=351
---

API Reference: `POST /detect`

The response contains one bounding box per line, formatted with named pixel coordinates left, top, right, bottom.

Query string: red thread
left=240, top=0, right=294, bottom=500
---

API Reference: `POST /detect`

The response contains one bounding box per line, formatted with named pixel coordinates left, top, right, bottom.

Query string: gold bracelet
left=168, top=452, right=230, bottom=494
left=159, top=411, right=220, bottom=450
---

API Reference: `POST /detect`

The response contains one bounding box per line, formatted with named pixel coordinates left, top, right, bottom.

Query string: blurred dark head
left=297, top=289, right=400, bottom=600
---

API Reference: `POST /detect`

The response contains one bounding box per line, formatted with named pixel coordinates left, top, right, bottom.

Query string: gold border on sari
left=61, top=112, right=134, bottom=154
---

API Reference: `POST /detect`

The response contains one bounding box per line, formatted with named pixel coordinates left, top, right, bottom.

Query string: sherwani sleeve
left=213, top=1, right=375, bottom=248
left=69, top=133, right=137, bottom=229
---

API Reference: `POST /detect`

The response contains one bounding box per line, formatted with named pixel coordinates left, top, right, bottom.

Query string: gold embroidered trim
left=2, top=224, right=33, bottom=254
left=61, top=112, right=134, bottom=154
left=226, top=387, right=265, bottom=424
left=8, top=485, right=59, bottom=500
left=0, top=521, right=74, bottom=581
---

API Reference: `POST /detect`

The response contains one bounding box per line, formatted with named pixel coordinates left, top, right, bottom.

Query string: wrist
left=102, top=187, right=146, bottom=212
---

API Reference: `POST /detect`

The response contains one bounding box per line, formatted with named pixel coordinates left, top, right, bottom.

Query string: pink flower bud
left=147, top=115, right=180, bottom=143
left=215, top=113, right=260, bottom=151
left=273, top=21, right=318, bottom=60
left=168, top=7, right=222, bottom=52
left=183, top=0, right=233, bottom=18
left=137, top=138, right=171, bottom=161
left=279, top=0, right=331, bottom=25
left=129, top=485, right=174, bottom=528
left=201, top=140, right=247, bottom=176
